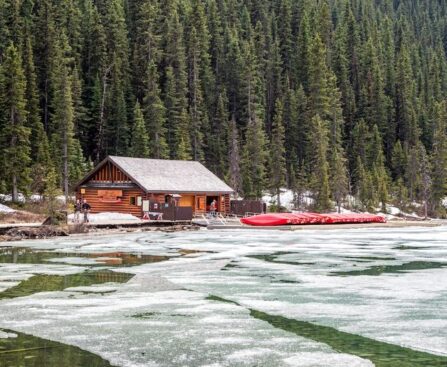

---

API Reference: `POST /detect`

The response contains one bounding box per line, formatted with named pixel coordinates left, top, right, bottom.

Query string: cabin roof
left=78, top=156, right=234, bottom=194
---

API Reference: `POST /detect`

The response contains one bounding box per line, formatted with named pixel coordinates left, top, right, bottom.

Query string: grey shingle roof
left=108, top=156, right=233, bottom=194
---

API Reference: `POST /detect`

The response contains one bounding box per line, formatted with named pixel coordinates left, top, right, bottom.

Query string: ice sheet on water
left=0, top=276, right=374, bottom=367
left=283, top=353, right=374, bottom=367
left=1, top=225, right=447, bottom=365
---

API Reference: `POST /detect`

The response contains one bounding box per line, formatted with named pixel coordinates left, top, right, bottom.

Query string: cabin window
left=130, top=196, right=136, bottom=205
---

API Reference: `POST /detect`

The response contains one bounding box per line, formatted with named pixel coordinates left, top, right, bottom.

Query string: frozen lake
left=0, top=226, right=447, bottom=366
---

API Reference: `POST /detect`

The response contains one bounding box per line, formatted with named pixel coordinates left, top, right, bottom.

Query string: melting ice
left=0, top=226, right=446, bottom=366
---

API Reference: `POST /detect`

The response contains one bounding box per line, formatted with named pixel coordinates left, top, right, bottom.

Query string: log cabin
left=75, top=156, right=233, bottom=218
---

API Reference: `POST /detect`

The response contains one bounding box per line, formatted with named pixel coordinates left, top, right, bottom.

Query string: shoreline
left=0, top=219, right=445, bottom=243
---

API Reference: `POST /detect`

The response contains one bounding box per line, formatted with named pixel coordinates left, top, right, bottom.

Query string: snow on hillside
left=261, top=189, right=429, bottom=220
left=262, top=189, right=314, bottom=210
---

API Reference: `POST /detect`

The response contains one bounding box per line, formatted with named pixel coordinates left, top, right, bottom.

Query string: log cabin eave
left=80, top=182, right=140, bottom=190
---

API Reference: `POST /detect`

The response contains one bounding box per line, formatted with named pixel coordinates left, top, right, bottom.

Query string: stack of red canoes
left=240, top=212, right=386, bottom=226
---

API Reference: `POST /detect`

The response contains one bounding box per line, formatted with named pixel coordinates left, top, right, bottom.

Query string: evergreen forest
left=1, top=0, right=447, bottom=216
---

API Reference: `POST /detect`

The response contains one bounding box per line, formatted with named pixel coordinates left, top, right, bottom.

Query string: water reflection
left=0, top=328, right=113, bottom=367
left=0, top=271, right=133, bottom=300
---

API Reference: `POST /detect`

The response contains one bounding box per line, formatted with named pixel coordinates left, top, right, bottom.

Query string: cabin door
left=195, top=195, right=206, bottom=214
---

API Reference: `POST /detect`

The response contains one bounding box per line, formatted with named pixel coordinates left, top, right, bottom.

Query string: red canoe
left=240, top=212, right=386, bottom=226
left=320, top=213, right=386, bottom=224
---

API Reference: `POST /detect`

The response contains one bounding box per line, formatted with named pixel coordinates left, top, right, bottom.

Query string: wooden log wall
left=222, top=194, right=230, bottom=214
left=80, top=188, right=143, bottom=217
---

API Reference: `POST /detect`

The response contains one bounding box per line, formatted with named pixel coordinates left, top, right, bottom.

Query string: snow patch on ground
left=262, top=189, right=314, bottom=210
left=0, top=203, right=15, bottom=213
left=0, top=193, right=25, bottom=203
left=67, top=212, right=140, bottom=223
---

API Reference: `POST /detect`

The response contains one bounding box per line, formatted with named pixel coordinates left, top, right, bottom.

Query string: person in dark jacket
left=81, top=199, right=91, bottom=223
left=73, top=199, right=81, bottom=223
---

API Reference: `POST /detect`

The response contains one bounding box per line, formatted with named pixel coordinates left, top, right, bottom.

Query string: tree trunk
left=277, top=187, right=281, bottom=212
left=96, top=64, right=113, bottom=163
left=12, top=174, right=18, bottom=202
left=63, top=125, right=69, bottom=204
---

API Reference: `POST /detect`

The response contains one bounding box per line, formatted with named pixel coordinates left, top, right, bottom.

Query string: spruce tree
left=309, top=115, right=332, bottom=212
left=208, top=91, right=229, bottom=177
left=269, top=99, right=286, bottom=209
left=50, top=33, right=81, bottom=202
left=228, top=116, right=242, bottom=195
left=369, top=125, right=389, bottom=212
left=355, top=153, right=378, bottom=212
left=418, top=144, right=432, bottom=218
left=142, top=61, right=168, bottom=159
left=242, top=116, right=267, bottom=200
left=430, top=102, right=447, bottom=215
left=330, top=148, right=349, bottom=213
left=0, top=43, right=31, bottom=202
left=129, top=101, right=149, bottom=158
left=187, top=25, right=207, bottom=161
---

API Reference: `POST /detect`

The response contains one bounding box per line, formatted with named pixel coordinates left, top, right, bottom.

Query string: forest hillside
left=0, top=0, right=447, bottom=215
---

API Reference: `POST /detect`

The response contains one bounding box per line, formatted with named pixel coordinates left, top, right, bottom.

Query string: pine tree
left=269, top=99, right=286, bottom=209
left=307, top=34, right=330, bottom=119
left=50, top=33, right=79, bottom=202
left=164, top=65, right=191, bottom=160
left=131, top=0, right=161, bottom=99
left=44, top=165, right=62, bottom=217
left=309, top=115, right=331, bottom=211
left=142, top=61, right=168, bottom=159
left=369, top=125, right=389, bottom=212
left=430, top=101, right=447, bottom=215
left=228, top=116, right=242, bottom=196
left=330, top=148, right=349, bottom=213
left=208, top=91, right=228, bottom=177
left=187, top=25, right=207, bottom=161
left=391, top=140, right=407, bottom=180
left=406, top=145, right=422, bottom=203
left=242, top=116, right=267, bottom=200
left=418, top=144, right=432, bottom=218
left=356, top=156, right=376, bottom=212
left=396, top=41, right=419, bottom=146
left=0, top=43, right=31, bottom=202
left=161, top=2, right=190, bottom=159
left=129, top=101, right=149, bottom=158
left=69, top=139, right=89, bottom=185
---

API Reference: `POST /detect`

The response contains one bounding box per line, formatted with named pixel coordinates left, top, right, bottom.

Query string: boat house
left=75, top=156, right=233, bottom=219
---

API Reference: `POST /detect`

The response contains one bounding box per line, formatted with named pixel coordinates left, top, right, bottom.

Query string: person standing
left=210, top=199, right=217, bottom=217
left=73, top=199, right=81, bottom=223
left=82, top=199, right=91, bottom=223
